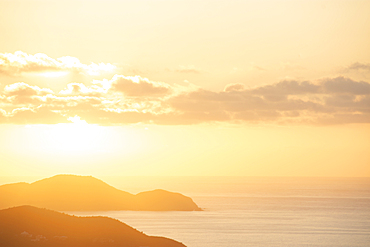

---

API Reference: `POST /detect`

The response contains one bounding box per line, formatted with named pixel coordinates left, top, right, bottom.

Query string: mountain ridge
left=0, top=175, right=202, bottom=211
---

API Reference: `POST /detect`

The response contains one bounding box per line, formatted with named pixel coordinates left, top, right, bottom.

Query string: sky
left=0, top=0, right=369, bottom=178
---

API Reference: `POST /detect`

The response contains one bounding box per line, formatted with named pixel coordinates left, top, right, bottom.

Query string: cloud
left=7, top=106, right=69, bottom=124
left=21, top=231, right=32, bottom=238
left=345, top=62, right=370, bottom=72
left=108, top=75, right=171, bottom=96
left=248, top=64, right=266, bottom=71
left=2, top=82, right=54, bottom=105
left=0, top=51, right=116, bottom=76
left=224, top=83, right=245, bottom=92
left=0, top=52, right=368, bottom=125
left=165, top=77, right=370, bottom=125
left=59, top=83, right=105, bottom=96
left=251, top=80, right=320, bottom=96
left=0, top=73, right=369, bottom=125
left=321, top=76, right=370, bottom=95
left=4, top=82, right=53, bottom=96
left=174, top=65, right=203, bottom=74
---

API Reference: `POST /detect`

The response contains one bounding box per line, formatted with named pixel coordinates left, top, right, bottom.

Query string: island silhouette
left=0, top=175, right=201, bottom=211
left=0, top=205, right=187, bottom=247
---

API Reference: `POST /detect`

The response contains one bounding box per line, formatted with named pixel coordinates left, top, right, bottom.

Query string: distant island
left=0, top=175, right=201, bottom=211
left=0, top=205, right=186, bottom=247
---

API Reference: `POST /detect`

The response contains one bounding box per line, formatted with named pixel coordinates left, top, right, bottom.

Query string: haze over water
left=69, top=176, right=370, bottom=247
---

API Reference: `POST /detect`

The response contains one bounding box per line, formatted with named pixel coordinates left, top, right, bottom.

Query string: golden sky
left=0, top=0, right=369, bottom=177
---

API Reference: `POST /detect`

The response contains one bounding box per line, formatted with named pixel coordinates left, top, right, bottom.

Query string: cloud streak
left=346, top=62, right=370, bottom=72
left=174, top=65, right=203, bottom=74
left=0, top=51, right=116, bottom=76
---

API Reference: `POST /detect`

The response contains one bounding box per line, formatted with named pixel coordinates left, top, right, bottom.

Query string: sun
left=43, top=116, right=105, bottom=155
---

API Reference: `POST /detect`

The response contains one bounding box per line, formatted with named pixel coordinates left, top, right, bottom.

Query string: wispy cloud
left=0, top=51, right=116, bottom=76
left=174, top=65, right=203, bottom=74
left=346, top=62, right=370, bottom=72
left=341, top=62, right=370, bottom=75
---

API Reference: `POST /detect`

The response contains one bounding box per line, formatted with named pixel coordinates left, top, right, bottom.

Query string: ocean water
left=70, top=177, right=370, bottom=247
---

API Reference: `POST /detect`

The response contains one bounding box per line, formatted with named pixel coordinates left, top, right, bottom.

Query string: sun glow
left=40, top=71, right=69, bottom=77
left=44, top=116, right=104, bottom=154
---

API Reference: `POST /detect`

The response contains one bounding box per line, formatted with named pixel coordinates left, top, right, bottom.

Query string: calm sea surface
left=69, top=177, right=370, bottom=247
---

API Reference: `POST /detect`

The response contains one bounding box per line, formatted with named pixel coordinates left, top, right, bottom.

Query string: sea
left=67, top=176, right=370, bottom=247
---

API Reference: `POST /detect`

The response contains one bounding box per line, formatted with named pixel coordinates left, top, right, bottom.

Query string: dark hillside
left=0, top=205, right=186, bottom=247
